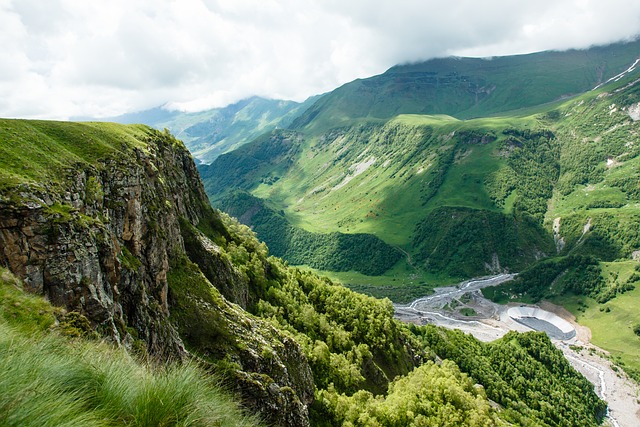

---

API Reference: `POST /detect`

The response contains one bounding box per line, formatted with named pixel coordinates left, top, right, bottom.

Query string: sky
left=1, top=0, right=639, bottom=120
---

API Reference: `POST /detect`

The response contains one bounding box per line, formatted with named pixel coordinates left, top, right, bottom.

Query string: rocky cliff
left=0, top=121, right=312, bottom=426
left=0, top=119, right=612, bottom=427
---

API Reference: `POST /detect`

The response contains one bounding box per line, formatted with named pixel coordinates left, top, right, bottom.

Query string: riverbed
left=393, top=274, right=640, bottom=427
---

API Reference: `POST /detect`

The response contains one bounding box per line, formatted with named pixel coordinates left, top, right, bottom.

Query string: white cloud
left=0, top=0, right=638, bottom=119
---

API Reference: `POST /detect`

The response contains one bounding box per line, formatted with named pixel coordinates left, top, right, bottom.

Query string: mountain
left=99, top=95, right=319, bottom=163
left=200, top=40, right=640, bottom=296
left=292, top=39, right=640, bottom=131
left=0, top=119, right=605, bottom=426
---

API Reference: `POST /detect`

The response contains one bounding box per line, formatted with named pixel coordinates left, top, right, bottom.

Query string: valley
left=394, top=274, right=640, bottom=427
left=0, top=117, right=614, bottom=427
left=3, top=38, right=640, bottom=427
left=201, top=41, right=640, bottom=290
left=191, top=39, right=640, bottom=425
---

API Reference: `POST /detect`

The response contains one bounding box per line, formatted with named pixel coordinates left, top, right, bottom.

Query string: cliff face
left=1, top=131, right=197, bottom=356
left=0, top=123, right=312, bottom=426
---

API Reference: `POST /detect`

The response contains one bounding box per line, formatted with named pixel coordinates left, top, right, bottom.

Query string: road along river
left=394, top=274, right=640, bottom=427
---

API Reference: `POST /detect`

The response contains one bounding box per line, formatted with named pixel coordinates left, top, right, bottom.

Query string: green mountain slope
left=201, top=113, right=560, bottom=285
left=102, top=95, right=319, bottom=163
left=201, top=40, right=640, bottom=297
left=0, top=118, right=607, bottom=426
left=292, top=39, right=640, bottom=131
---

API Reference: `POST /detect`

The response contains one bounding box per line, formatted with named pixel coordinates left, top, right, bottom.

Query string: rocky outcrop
left=0, top=127, right=313, bottom=425
left=0, top=133, right=200, bottom=358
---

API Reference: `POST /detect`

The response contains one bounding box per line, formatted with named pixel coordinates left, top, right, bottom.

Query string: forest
left=174, top=206, right=605, bottom=426
left=217, top=191, right=401, bottom=275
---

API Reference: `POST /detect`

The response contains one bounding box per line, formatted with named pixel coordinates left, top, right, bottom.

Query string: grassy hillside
left=0, top=118, right=609, bottom=426
left=555, top=262, right=640, bottom=381
left=0, top=120, right=150, bottom=191
left=203, top=40, right=640, bottom=298
left=203, top=113, right=557, bottom=287
left=216, top=191, right=402, bottom=275
left=0, top=268, right=260, bottom=427
left=478, top=74, right=640, bottom=380
left=543, top=73, right=640, bottom=261
left=292, top=39, right=640, bottom=131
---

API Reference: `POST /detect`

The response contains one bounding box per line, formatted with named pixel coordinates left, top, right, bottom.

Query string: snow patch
left=508, top=306, right=575, bottom=340
left=576, top=218, right=592, bottom=244
left=553, top=217, right=565, bottom=253
left=606, top=157, right=621, bottom=168
left=593, top=58, right=640, bottom=90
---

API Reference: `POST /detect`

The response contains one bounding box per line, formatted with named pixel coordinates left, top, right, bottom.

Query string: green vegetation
left=201, top=48, right=640, bottom=303
left=0, top=120, right=146, bottom=190
left=459, top=307, right=477, bottom=317
left=547, top=261, right=640, bottom=381
left=204, top=116, right=558, bottom=288
left=291, top=39, right=640, bottom=131
left=413, top=207, right=553, bottom=278
left=486, top=259, right=640, bottom=381
left=0, top=116, right=612, bottom=426
left=194, top=215, right=605, bottom=426
left=178, top=213, right=419, bottom=397
left=298, top=261, right=458, bottom=304
left=0, top=268, right=260, bottom=427
left=315, top=360, right=504, bottom=427
left=185, top=51, right=640, bottom=422
left=108, top=96, right=318, bottom=163
left=416, top=327, right=606, bottom=426
left=167, top=256, right=240, bottom=357
left=217, top=191, right=402, bottom=275
left=483, top=255, right=604, bottom=303
left=0, top=119, right=185, bottom=195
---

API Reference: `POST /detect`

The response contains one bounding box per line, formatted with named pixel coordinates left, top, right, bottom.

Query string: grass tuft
left=0, top=268, right=261, bottom=427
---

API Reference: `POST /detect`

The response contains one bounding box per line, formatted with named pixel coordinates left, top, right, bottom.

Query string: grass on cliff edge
left=0, top=268, right=261, bottom=427
left=0, top=119, right=162, bottom=191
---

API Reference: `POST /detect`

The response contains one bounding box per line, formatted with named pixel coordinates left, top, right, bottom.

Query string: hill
left=292, top=39, right=640, bottom=131
left=93, top=95, right=318, bottom=164
left=200, top=40, right=640, bottom=301
left=0, top=118, right=606, bottom=426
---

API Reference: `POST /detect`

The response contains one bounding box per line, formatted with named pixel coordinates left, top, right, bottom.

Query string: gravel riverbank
left=394, top=275, right=640, bottom=427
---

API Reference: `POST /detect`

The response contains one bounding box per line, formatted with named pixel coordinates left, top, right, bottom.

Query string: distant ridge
left=292, top=39, right=640, bottom=130
left=81, top=95, right=320, bottom=163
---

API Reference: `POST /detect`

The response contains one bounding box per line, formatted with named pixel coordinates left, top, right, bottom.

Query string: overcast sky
left=1, top=0, right=639, bottom=120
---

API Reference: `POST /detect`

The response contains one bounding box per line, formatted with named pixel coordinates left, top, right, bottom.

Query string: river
left=393, top=274, right=639, bottom=427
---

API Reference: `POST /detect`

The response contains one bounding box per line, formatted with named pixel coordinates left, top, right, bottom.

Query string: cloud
left=0, top=0, right=639, bottom=119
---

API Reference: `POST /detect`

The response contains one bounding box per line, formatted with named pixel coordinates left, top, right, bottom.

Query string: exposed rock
left=628, top=101, right=640, bottom=121
left=0, top=128, right=314, bottom=425
left=0, top=135, right=202, bottom=358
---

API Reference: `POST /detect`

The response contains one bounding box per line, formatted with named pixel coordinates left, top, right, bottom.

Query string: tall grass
left=0, top=272, right=261, bottom=427
left=0, top=322, right=261, bottom=427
